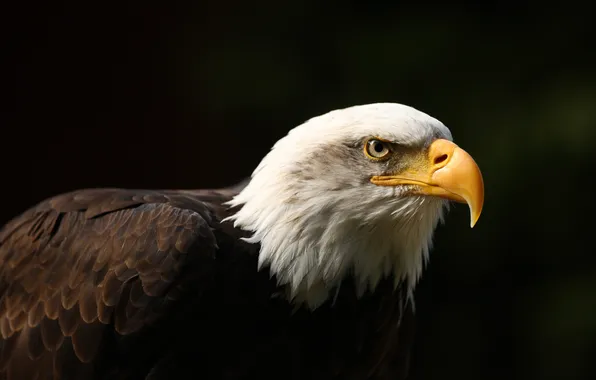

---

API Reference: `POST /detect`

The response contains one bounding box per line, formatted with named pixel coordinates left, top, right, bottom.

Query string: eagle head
left=227, top=103, right=484, bottom=309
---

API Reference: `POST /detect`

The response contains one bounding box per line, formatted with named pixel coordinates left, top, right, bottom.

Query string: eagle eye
left=364, top=139, right=390, bottom=160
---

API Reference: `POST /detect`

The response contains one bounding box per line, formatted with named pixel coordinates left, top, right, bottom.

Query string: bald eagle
left=0, top=103, right=483, bottom=380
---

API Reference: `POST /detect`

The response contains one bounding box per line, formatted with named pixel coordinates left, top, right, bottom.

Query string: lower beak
left=370, top=139, right=484, bottom=227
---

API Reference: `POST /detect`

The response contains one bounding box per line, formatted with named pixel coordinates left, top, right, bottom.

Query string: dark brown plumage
left=0, top=186, right=414, bottom=380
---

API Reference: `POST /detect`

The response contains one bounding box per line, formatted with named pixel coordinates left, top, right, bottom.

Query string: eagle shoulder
left=0, top=188, right=231, bottom=379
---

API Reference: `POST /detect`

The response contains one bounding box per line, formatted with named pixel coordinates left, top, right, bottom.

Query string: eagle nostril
left=434, top=154, right=449, bottom=166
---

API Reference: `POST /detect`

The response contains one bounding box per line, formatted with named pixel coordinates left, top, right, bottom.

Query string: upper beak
left=370, top=139, right=484, bottom=227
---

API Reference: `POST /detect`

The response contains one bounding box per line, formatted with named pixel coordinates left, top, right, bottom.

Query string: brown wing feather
left=0, top=189, right=224, bottom=380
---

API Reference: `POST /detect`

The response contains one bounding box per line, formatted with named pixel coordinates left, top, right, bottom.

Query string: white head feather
left=225, top=103, right=453, bottom=309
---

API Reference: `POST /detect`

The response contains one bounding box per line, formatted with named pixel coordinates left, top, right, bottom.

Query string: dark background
left=4, top=1, right=596, bottom=379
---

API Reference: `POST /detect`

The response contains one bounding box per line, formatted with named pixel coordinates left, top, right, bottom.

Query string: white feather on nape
left=224, top=103, right=452, bottom=310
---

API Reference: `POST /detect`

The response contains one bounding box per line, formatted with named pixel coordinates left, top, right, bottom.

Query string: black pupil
left=373, top=142, right=384, bottom=153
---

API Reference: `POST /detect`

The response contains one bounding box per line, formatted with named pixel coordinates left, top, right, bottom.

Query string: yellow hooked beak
left=370, top=139, right=484, bottom=227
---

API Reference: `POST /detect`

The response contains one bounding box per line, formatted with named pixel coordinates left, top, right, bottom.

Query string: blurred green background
left=4, top=1, right=596, bottom=379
